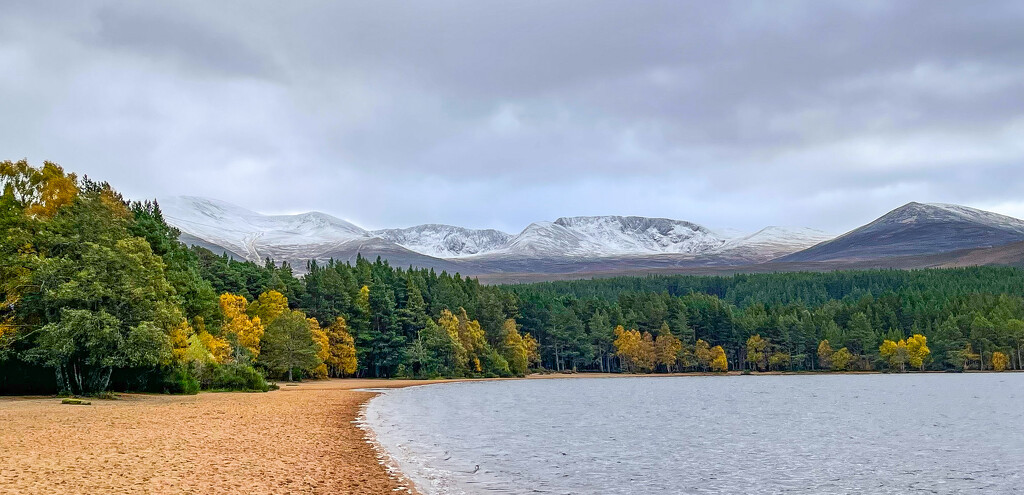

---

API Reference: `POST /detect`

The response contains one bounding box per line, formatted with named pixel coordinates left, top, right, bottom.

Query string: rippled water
left=365, top=374, right=1024, bottom=494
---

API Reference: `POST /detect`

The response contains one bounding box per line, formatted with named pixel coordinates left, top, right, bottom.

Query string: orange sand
left=0, top=379, right=441, bottom=495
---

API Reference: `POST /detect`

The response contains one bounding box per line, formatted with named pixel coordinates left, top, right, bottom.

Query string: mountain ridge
left=160, top=196, right=827, bottom=267
left=159, top=196, right=1024, bottom=278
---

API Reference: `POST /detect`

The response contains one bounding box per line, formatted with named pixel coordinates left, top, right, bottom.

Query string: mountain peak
left=875, top=202, right=1024, bottom=231
left=780, top=202, right=1024, bottom=262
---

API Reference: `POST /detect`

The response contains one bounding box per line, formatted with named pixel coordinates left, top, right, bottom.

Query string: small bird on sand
left=471, top=465, right=480, bottom=474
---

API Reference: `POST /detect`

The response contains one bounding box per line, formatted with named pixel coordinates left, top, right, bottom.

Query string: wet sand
left=0, top=379, right=441, bottom=495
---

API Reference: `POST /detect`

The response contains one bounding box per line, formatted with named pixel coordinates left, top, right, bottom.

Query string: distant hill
left=778, top=202, right=1024, bottom=263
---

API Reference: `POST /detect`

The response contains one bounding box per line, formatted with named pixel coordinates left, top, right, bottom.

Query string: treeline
left=507, top=269, right=1024, bottom=373
left=4, top=161, right=1024, bottom=395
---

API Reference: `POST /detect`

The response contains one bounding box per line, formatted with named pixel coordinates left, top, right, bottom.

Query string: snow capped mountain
left=488, top=216, right=728, bottom=258
left=713, top=226, right=833, bottom=262
left=372, top=225, right=512, bottom=258
left=160, top=196, right=371, bottom=263
left=159, top=195, right=847, bottom=273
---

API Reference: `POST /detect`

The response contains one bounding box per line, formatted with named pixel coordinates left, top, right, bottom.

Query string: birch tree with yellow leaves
left=325, top=316, right=358, bottom=376
left=502, top=319, right=530, bottom=376
left=906, top=334, right=930, bottom=371
left=710, top=345, right=728, bottom=372
left=308, top=317, right=330, bottom=378
left=248, top=290, right=289, bottom=325
left=220, top=293, right=265, bottom=360
left=654, top=330, right=682, bottom=372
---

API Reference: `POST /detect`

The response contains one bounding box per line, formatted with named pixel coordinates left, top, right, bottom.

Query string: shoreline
left=0, top=379, right=451, bottom=494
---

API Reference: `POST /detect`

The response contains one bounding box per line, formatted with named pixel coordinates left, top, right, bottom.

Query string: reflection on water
left=366, top=374, right=1024, bottom=494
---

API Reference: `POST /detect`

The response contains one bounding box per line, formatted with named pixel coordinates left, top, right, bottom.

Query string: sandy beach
left=0, top=379, right=443, bottom=495
left=1, top=371, right=963, bottom=494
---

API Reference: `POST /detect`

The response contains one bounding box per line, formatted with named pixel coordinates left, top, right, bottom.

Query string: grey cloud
left=1, top=0, right=1023, bottom=233
left=87, top=5, right=278, bottom=79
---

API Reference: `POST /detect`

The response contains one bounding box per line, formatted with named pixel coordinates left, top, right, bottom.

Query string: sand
left=0, top=379, right=443, bottom=495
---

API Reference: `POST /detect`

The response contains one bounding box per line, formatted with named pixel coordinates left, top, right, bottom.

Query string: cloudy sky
left=2, top=1, right=1023, bottom=234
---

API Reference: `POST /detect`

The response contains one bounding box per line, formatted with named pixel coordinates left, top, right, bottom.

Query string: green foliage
left=259, top=310, right=320, bottom=381
left=206, top=363, right=270, bottom=392
left=163, top=366, right=200, bottom=395
left=6, top=160, right=1024, bottom=396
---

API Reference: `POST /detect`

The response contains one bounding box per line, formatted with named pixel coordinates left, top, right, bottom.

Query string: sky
left=2, top=1, right=1024, bottom=234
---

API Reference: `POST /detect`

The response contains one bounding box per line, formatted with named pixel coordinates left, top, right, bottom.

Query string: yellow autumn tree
left=746, top=334, right=768, bottom=371
left=831, top=347, right=853, bottom=371
left=880, top=339, right=909, bottom=372
left=637, top=332, right=657, bottom=372
left=613, top=327, right=656, bottom=373
left=905, top=334, right=930, bottom=371
left=654, top=331, right=682, bottom=372
left=197, top=329, right=231, bottom=364
left=710, top=345, right=728, bottom=372
left=192, top=316, right=230, bottom=364
left=220, top=293, right=247, bottom=320
left=694, top=339, right=713, bottom=371
left=613, top=325, right=640, bottom=372
left=502, top=319, right=530, bottom=376
left=308, top=317, right=330, bottom=379
left=169, top=320, right=192, bottom=364
left=220, top=293, right=265, bottom=359
left=992, top=351, right=1008, bottom=372
left=438, top=309, right=468, bottom=371
left=817, top=340, right=833, bottom=369
left=0, top=160, right=80, bottom=219
left=248, top=290, right=289, bottom=325
left=456, top=308, right=487, bottom=373
left=325, top=316, right=358, bottom=376
left=523, top=332, right=540, bottom=369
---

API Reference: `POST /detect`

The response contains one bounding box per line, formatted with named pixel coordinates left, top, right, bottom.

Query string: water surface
left=366, top=374, right=1024, bottom=494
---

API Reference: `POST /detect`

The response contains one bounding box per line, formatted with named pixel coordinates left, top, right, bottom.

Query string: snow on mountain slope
left=160, top=196, right=371, bottom=262
left=160, top=197, right=822, bottom=265
left=713, top=226, right=834, bottom=262
left=481, top=216, right=728, bottom=258
left=372, top=225, right=512, bottom=258
left=894, top=203, right=1024, bottom=233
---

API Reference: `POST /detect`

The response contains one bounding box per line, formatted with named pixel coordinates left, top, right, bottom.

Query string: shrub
left=208, top=363, right=270, bottom=392
left=163, top=366, right=200, bottom=395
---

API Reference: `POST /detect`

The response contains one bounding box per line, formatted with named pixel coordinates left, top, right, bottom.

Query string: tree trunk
left=102, top=367, right=112, bottom=392
left=72, top=362, right=83, bottom=395
left=288, top=367, right=293, bottom=381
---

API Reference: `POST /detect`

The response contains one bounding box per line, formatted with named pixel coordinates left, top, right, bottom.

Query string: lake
left=365, top=374, right=1024, bottom=494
